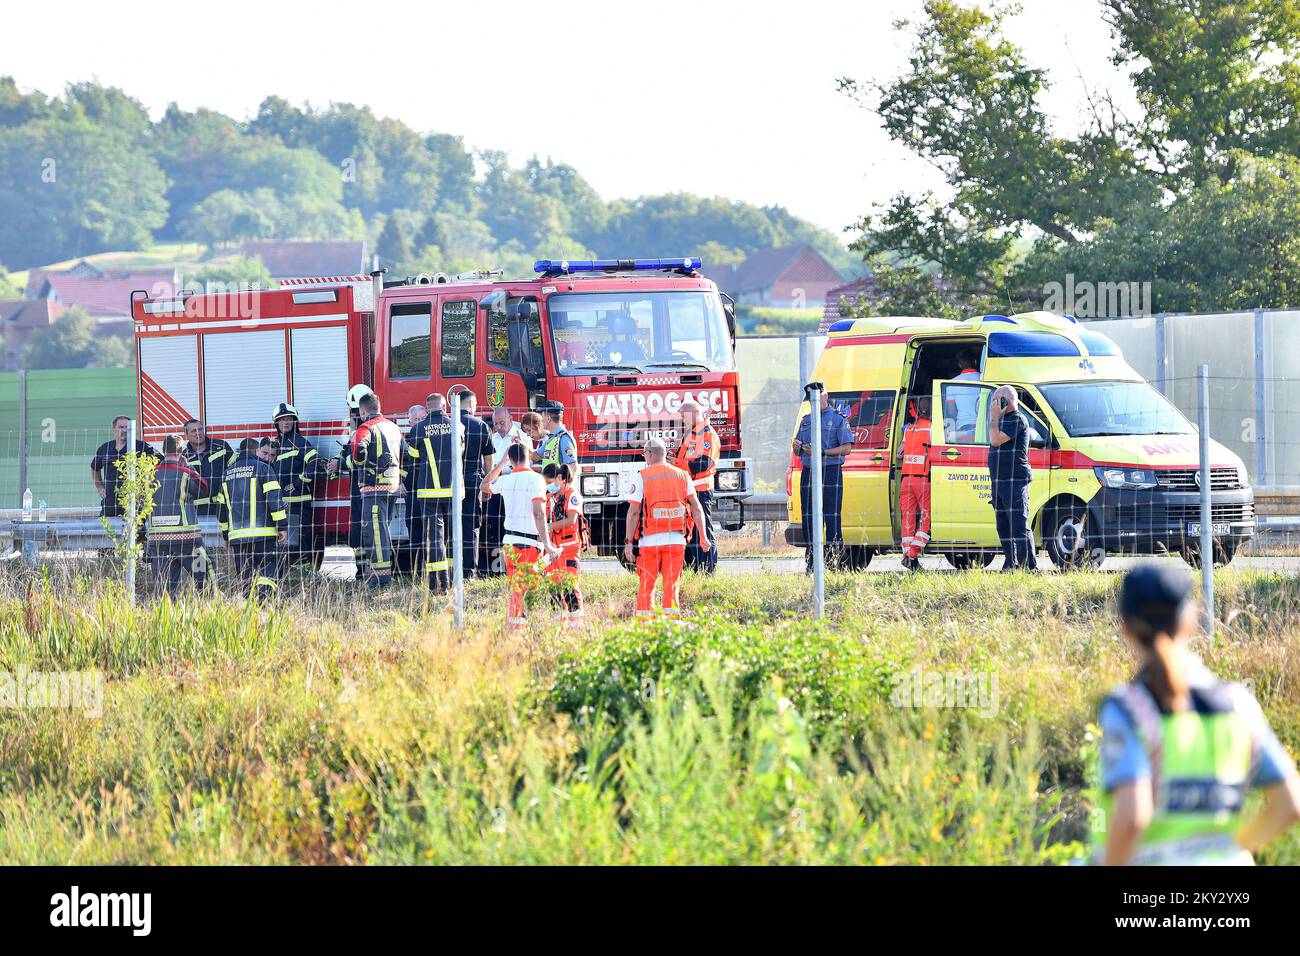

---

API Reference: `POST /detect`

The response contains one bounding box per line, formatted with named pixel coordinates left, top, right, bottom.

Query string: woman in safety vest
left=1098, top=562, right=1300, bottom=865
left=899, top=396, right=932, bottom=571
left=543, top=462, right=584, bottom=625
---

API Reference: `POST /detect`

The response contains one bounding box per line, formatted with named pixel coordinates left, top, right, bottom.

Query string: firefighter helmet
left=346, top=384, right=375, bottom=410
left=272, top=402, right=299, bottom=422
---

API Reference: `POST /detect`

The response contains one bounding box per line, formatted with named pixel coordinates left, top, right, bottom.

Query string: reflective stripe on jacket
left=184, top=438, right=234, bottom=507
left=901, top=418, right=931, bottom=477
left=406, top=413, right=456, bottom=500
left=274, top=427, right=322, bottom=505
left=674, top=421, right=720, bottom=492
left=217, top=453, right=287, bottom=540
left=148, top=460, right=207, bottom=539
left=351, top=414, right=404, bottom=493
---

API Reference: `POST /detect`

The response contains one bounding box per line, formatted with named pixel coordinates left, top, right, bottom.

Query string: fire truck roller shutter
left=138, top=335, right=200, bottom=439
left=202, top=330, right=287, bottom=437
left=291, top=325, right=351, bottom=457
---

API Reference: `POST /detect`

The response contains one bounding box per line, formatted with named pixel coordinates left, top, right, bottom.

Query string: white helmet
left=346, top=384, right=375, bottom=410
left=272, top=402, right=299, bottom=422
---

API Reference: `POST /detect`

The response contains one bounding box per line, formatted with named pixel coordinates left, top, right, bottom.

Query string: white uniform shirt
left=626, top=471, right=695, bottom=548
left=489, top=467, right=548, bottom=548
left=490, top=424, right=533, bottom=474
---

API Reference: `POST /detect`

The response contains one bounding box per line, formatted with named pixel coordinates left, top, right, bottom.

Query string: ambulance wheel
left=947, top=552, right=995, bottom=570
left=1181, top=539, right=1236, bottom=569
left=842, top=545, right=875, bottom=571
left=1045, top=502, right=1105, bottom=571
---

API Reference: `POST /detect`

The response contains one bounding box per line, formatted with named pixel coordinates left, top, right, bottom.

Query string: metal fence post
left=805, top=382, right=825, bottom=619
left=16, top=369, right=27, bottom=508
left=1197, top=365, right=1214, bottom=635
left=1154, top=314, right=1168, bottom=396
left=451, top=392, right=465, bottom=629
left=797, top=335, right=810, bottom=393
left=126, top=417, right=138, bottom=604
left=1253, top=308, right=1267, bottom=485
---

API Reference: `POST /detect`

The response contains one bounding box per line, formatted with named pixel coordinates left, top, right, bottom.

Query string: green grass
left=0, top=563, right=1296, bottom=864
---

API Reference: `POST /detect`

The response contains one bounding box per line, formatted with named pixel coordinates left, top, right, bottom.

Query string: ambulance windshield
left=547, top=290, right=734, bottom=374
left=1038, top=380, right=1194, bottom=438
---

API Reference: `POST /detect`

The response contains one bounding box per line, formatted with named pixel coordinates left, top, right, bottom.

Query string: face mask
left=546, top=482, right=560, bottom=494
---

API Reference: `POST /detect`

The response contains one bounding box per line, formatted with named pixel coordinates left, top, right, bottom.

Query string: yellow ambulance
left=786, top=311, right=1255, bottom=570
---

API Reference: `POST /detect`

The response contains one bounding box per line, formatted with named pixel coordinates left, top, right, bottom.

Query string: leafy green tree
left=195, top=255, right=272, bottom=291
left=24, top=306, right=132, bottom=369
left=0, top=262, right=19, bottom=299
left=376, top=214, right=414, bottom=271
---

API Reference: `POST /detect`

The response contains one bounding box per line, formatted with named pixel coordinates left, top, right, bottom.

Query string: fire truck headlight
left=581, top=475, right=610, bottom=497
left=715, top=469, right=743, bottom=493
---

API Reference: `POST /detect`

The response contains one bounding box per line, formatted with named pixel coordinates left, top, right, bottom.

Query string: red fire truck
left=131, top=257, right=753, bottom=564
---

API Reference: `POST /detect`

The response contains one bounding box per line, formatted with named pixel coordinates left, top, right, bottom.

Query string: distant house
left=24, top=261, right=178, bottom=336
left=819, top=275, right=876, bottom=331
left=238, top=240, right=367, bottom=281
left=1, top=299, right=64, bottom=370
left=702, top=245, right=843, bottom=309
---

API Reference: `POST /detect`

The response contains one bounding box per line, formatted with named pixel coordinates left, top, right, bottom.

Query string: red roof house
left=702, top=244, right=843, bottom=308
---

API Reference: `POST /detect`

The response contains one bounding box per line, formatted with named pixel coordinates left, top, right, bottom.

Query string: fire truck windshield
left=547, top=290, right=734, bottom=375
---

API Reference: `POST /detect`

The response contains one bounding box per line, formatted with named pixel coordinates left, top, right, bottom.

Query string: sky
left=9, top=0, right=1140, bottom=243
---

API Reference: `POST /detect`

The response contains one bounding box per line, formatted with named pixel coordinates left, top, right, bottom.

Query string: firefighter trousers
left=636, top=543, right=685, bottom=617
left=900, top=476, right=931, bottom=559
left=361, top=491, right=395, bottom=589
left=147, top=536, right=200, bottom=599
left=414, top=500, right=452, bottom=592
left=231, top=537, right=278, bottom=603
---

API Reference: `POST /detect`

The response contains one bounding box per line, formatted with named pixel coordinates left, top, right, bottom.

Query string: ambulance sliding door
left=929, top=380, right=999, bottom=546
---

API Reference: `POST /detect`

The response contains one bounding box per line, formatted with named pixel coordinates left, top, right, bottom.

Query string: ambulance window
left=830, top=390, right=895, bottom=449
left=440, top=300, right=476, bottom=378
left=389, top=303, right=431, bottom=379
left=940, top=382, right=989, bottom=445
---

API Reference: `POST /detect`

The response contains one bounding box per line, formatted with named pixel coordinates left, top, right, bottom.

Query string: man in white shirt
left=483, top=407, right=533, bottom=576
left=481, top=443, right=557, bottom=628
left=948, top=346, right=984, bottom=442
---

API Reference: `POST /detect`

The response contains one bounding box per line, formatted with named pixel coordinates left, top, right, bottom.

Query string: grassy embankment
left=0, top=560, right=1296, bottom=865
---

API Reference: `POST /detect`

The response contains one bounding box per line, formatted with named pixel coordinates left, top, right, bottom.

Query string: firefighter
left=272, top=402, right=323, bottom=572
left=456, top=389, right=495, bottom=578
left=543, top=461, right=584, bottom=625
left=327, top=384, right=376, bottom=581
left=1098, top=562, right=1300, bottom=865
left=674, top=400, right=720, bottom=575
left=899, top=395, right=932, bottom=571
left=405, top=392, right=456, bottom=592
left=147, top=434, right=208, bottom=598
left=182, top=418, right=233, bottom=518
left=623, top=438, right=711, bottom=618
left=351, top=392, right=405, bottom=590
left=216, top=437, right=287, bottom=603
left=481, top=443, right=558, bottom=629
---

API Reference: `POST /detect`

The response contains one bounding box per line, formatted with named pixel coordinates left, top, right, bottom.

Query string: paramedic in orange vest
left=481, top=443, right=559, bottom=629
left=624, top=438, right=711, bottom=617
left=674, top=400, right=721, bottom=574
left=543, top=462, right=584, bottom=625
left=899, top=395, right=933, bottom=572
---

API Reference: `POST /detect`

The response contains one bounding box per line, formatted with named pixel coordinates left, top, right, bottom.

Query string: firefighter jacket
left=184, top=437, right=234, bottom=513
left=635, top=463, right=695, bottom=539
left=351, top=413, right=405, bottom=493
left=673, top=420, right=720, bottom=493
left=217, top=452, right=287, bottom=541
left=274, top=425, right=323, bottom=507
left=148, top=459, right=207, bottom=541
left=901, top=417, right=931, bottom=478
left=548, top=484, right=584, bottom=548
left=406, top=411, right=456, bottom=503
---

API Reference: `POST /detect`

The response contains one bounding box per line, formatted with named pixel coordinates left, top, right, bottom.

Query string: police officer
left=988, top=384, right=1036, bottom=571
left=147, top=434, right=208, bottom=598
left=456, top=389, right=495, bottom=578
left=405, top=392, right=456, bottom=592
left=216, top=437, right=287, bottom=602
left=351, top=392, right=405, bottom=590
left=534, top=401, right=578, bottom=471
left=182, top=418, right=233, bottom=520
left=272, top=402, right=323, bottom=572
left=792, top=386, right=854, bottom=570
left=1098, top=562, right=1300, bottom=865
left=327, top=384, right=376, bottom=581
left=674, top=400, right=720, bottom=574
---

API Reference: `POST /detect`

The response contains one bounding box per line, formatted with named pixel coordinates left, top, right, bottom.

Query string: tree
left=24, top=306, right=132, bottom=369
left=0, top=262, right=19, bottom=299
left=375, top=214, right=414, bottom=272
left=195, top=255, right=272, bottom=291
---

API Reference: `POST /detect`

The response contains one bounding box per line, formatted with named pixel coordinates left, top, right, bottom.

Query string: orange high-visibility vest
left=674, top=421, right=720, bottom=492
left=637, top=463, right=694, bottom=538
left=901, top=417, right=931, bottom=477
left=550, top=486, right=582, bottom=546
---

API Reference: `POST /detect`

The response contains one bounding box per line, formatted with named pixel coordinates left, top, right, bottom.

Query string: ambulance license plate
left=1187, top=522, right=1230, bottom=537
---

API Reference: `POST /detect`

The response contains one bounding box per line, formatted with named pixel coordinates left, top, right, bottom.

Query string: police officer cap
left=1120, top=561, right=1192, bottom=624
left=543, top=400, right=565, bottom=415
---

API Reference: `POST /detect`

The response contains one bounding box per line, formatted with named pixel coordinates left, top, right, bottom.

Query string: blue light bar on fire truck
left=533, top=257, right=702, bottom=276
